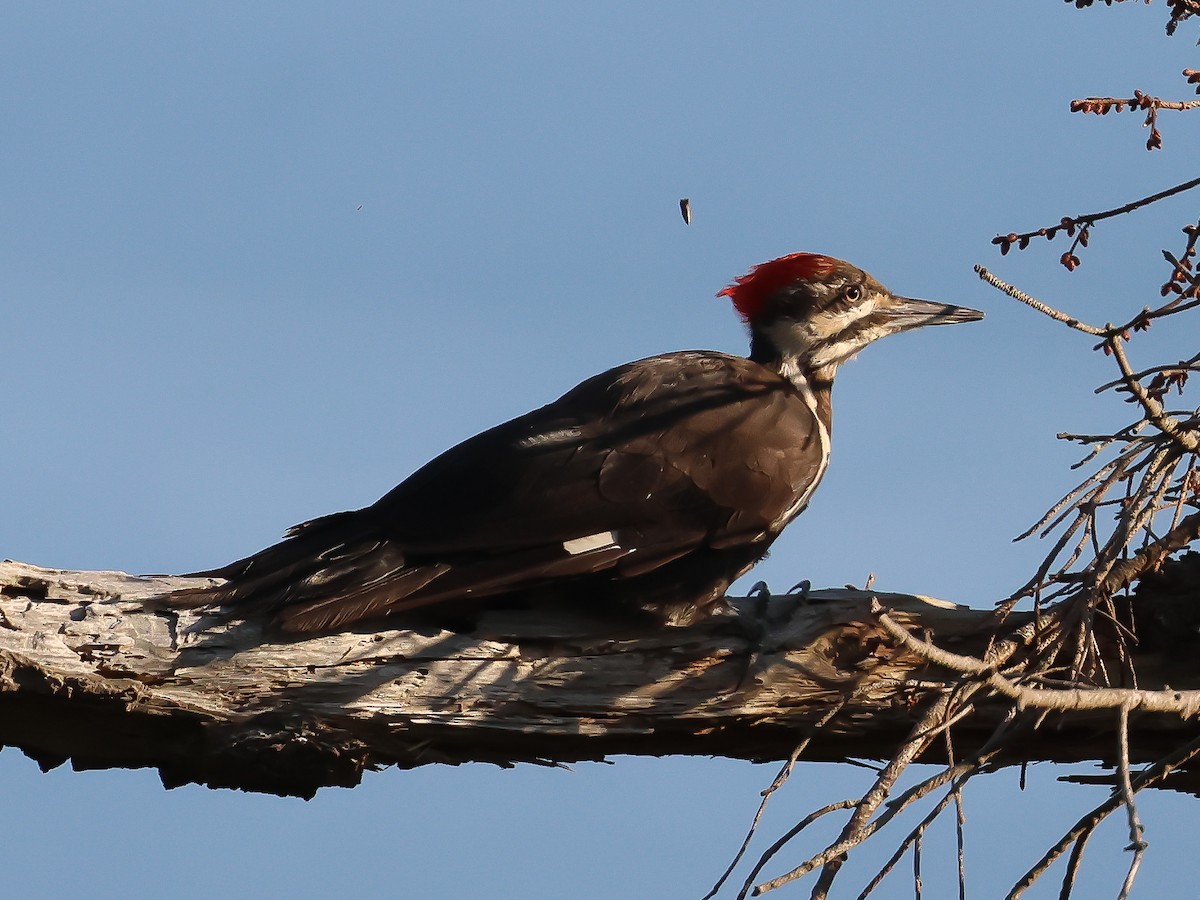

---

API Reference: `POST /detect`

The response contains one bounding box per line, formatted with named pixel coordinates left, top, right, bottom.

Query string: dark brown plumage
left=162, top=252, right=982, bottom=633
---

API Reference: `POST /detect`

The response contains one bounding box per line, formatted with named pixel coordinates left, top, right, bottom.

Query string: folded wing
left=165, top=351, right=826, bottom=632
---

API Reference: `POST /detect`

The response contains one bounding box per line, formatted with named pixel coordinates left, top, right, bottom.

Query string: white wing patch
left=518, top=427, right=584, bottom=449
left=563, top=531, right=619, bottom=555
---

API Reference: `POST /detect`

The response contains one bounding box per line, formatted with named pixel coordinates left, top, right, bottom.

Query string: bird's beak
left=884, top=296, right=984, bottom=333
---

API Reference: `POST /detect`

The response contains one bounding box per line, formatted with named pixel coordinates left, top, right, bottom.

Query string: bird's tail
left=155, top=510, right=419, bottom=628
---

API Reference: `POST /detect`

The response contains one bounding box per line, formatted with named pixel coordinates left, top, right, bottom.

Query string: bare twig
left=751, top=693, right=964, bottom=896
left=913, top=829, right=923, bottom=899
left=1059, top=821, right=1094, bottom=900
left=949, top=726, right=968, bottom=900
left=854, top=767, right=980, bottom=900
left=1071, top=90, right=1200, bottom=151
left=703, top=699, right=853, bottom=900
left=1107, top=337, right=1199, bottom=452
left=1095, top=353, right=1200, bottom=395
left=990, top=176, right=1200, bottom=265
left=1007, top=734, right=1200, bottom=899
left=1071, top=93, right=1200, bottom=114
left=734, top=800, right=859, bottom=900
left=973, top=267, right=1105, bottom=334
left=1115, top=704, right=1147, bottom=900
left=873, top=602, right=1200, bottom=717
left=1098, top=503, right=1200, bottom=594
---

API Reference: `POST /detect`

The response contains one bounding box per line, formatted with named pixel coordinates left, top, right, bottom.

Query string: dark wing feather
left=378, top=352, right=813, bottom=548
left=166, top=351, right=826, bottom=631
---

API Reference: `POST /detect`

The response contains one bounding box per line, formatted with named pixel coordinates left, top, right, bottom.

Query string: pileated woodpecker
left=164, top=252, right=982, bottom=633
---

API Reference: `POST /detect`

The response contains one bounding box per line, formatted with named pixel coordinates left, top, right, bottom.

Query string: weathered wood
left=1, top=558, right=1198, bottom=798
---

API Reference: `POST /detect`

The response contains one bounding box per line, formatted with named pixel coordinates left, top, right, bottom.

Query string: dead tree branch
left=2, top=558, right=1199, bottom=804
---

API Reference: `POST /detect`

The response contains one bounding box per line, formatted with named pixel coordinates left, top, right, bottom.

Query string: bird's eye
left=844, top=285, right=862, bottom=302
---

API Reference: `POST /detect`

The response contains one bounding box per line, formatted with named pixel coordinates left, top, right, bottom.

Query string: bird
left=162, top=252, right=983, bottom=634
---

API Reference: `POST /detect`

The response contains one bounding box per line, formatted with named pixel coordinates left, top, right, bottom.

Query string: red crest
left=717, top=253, right=836, bottom=323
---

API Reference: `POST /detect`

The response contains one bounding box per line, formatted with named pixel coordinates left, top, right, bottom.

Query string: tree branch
left=872, top=601, right=1200, bottom=717
left=2, top=559, right=1200, bottom=800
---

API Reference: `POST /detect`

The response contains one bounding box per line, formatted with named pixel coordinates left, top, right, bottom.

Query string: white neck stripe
left=772, top=364, right=831, bottom=530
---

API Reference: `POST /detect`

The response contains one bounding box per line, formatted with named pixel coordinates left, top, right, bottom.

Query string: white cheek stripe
left=808, top=296, right=877, bottom=336
left=563, top=531, right=619, bottom=555
left=809, top=322, right=890, bottom=368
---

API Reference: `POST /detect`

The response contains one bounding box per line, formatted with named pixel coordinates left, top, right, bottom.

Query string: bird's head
left=718, top=252, right=983, bottom=384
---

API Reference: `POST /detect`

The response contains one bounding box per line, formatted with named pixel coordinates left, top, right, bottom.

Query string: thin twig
left=1058, top=821, right=1094, bottom=900
left=974, top=267, right=1105, bottom=334
left=1115, top=704, right=1147, bottom=900
left=1072, top=94, right=1200, bottom=113
left=702, top=699, right=853, bottom=900
left=1007, top=735, right=1200, bottom=899
left=1095, top=353, right=1200, bottom=394
left=1098, top=508, right=1200, bottom=594
left=872, top=602, right=1200, bottom=716
left=854, top=769, right=980, bottom=900
left=949, top=726, right=967, bottom=900
left=734, top=800, right=858, bottom=900
left=1108, top=337, right=1199, bottom=452
left=752, top=694, right=964, bottom=896
left=991, top=176, right=1200, bottom=255
left=913, top=829, right=923, bottom=899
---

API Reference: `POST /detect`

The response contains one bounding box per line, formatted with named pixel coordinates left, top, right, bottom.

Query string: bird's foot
left=726, top=581, right=775, bottom=694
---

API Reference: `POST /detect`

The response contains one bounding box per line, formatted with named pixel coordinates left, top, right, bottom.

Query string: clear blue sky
left=3, top=3, right=1198, bottom=897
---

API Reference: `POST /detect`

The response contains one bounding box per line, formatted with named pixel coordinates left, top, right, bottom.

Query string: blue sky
left=4, top=4, right=1198, bottom=898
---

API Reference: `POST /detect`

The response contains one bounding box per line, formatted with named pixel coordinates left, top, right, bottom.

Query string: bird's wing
left=176, top=352, right=826, bottom=632
left=376, top=351, right=824, bottom=555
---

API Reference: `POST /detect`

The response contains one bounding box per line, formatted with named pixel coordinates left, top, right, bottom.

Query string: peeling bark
left=1, top=558, right=1198, bottom=799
